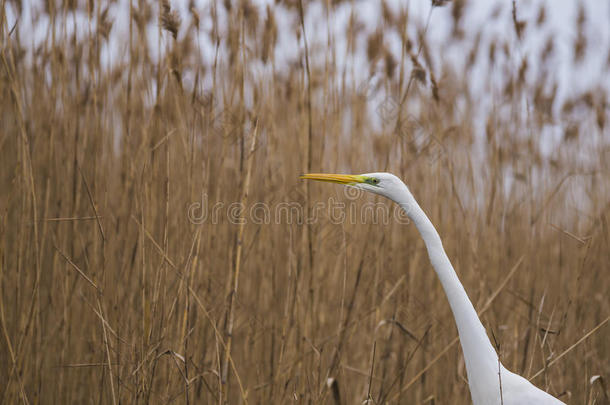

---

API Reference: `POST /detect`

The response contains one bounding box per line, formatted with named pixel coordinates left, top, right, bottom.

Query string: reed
left=0, top=1, right=608, bottom=404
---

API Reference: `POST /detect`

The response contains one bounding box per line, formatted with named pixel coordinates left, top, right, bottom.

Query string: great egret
left=301, top=172, right=565, bottom=405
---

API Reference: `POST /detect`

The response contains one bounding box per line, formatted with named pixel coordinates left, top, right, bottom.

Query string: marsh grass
left=0, top=1, right=609, bottom=404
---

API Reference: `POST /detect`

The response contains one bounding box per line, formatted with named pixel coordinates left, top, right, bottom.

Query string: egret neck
left=396, top=183, right=501, bottom=401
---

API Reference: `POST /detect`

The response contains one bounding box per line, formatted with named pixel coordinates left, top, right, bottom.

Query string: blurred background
left=0, top=0, right=609, bottom=404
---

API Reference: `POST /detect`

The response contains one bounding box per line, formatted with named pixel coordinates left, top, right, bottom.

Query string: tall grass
left=1, top=1, right=609, bottom=404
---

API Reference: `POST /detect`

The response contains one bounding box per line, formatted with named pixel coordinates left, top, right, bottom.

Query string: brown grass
left=1, top=1, right=609, bottom=404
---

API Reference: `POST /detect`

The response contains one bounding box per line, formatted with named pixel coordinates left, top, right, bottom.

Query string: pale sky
left=6, top=0, right=609, bottom=144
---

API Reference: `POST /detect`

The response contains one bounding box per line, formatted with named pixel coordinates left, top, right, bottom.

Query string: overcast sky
left=8, top=0, right=608, bottom=89
left=6, top=0, right=609, bottom=137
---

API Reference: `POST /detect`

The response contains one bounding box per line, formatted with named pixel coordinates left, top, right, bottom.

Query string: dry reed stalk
left=221, top=121, right=258, bottom=403
left=528, top=316, right=610, bottom=381
left=295, top=2, right=320, bottom=397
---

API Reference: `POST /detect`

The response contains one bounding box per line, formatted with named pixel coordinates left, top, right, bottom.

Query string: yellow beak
left=300, top=173, right=365, bottom=185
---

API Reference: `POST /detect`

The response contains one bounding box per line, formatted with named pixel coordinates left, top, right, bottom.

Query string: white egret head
left=300, top=172, right=414, bottom=206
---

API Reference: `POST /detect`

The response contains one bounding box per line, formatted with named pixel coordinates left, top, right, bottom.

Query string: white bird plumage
left=301, top=172, right=564, bottom=405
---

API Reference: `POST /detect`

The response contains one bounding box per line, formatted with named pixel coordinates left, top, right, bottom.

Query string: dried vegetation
left=0, top=0, right=609, bottom=404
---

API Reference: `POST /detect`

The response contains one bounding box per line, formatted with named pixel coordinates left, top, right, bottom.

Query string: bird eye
left=369, top=178, right=379, bottom=185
